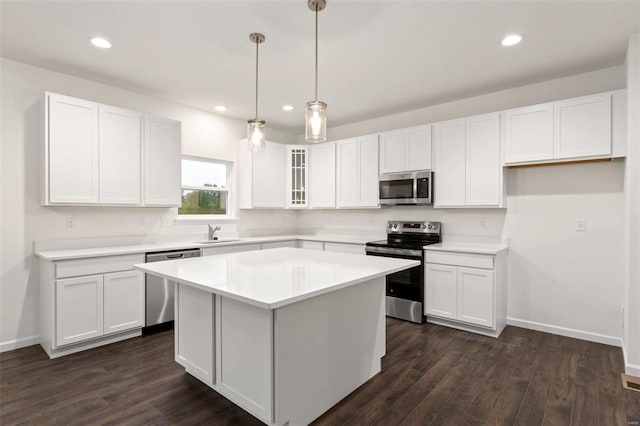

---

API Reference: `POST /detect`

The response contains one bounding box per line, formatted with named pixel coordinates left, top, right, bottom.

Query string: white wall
left=299, top=65, right=628, bottom=345
left=624, top=33, right=640, bottom=376
left=0, top=58, right=298, bottom=350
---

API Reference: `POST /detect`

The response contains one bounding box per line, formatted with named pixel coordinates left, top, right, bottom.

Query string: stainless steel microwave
left=379, top=171, right=433, bottom=206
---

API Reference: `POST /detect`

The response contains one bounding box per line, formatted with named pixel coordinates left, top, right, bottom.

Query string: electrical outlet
left=161, top=216, right=173, bottom=227
left=138, top=216, right=146, bottom=228
left=576, top=218, right=586, bottom=232
left=480, top=217, right=487, bottom=229
left=66, top=217, right=77, bottom=230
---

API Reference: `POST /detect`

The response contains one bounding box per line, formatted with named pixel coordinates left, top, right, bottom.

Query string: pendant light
left=247, top=33, right=266, bottom=152
left=305, top=0, right=327, bottom=143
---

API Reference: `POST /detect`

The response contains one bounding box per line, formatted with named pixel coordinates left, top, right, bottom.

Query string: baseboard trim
left=622, top=344, right=640, bottom=377
left=507, top=317, right=622, bottom=347
left=0, top=335, right=40, bottom=353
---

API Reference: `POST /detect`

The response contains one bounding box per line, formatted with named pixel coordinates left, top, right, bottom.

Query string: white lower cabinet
left=41, top=253, right=145, bottom=358
left=323, top=242, right=365, bottom=255
left=103, top=270, right=145, bottom=334
left=299, top=240, right=324, bottom=251
left=202, top=243, right=262, bottom=256
left=56, top=275, right=104, bottom=347
left=424, top=249, right=506, bottom=337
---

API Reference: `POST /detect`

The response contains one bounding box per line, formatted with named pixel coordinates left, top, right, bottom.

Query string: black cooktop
left=365, top=239, right=440, bottom=250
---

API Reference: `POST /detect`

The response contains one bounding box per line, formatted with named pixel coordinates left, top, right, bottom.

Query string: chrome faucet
left=208, top=225, right=221, bottom=241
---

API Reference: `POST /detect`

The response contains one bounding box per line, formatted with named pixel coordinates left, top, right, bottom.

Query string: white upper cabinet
left=466, top=114, right=500, bottom=206
left=143, top=116, right=182, bottom=206
left=47, top=93, right=100, bottom=204
left=238, top=141, right=285, bottom=209
left=336, top=135, right=379, bottom=208
left=433, top=119, right=466, bottom=207
left=336, top=139, right=359, bottom=207
left=503, top=90, right=622, bottom=165
left=99, top=105, right=141, bottom=205
left=336, top=135, right=379, bottom=207
left=379, top=125, right=431, bottom=174
left=309, top=142, right=336, bottom=208
left=434, top=113, right=501, bottom=208
left=44, top=92, right=182, bottom=207
left=286, top=145, right=308, bottom=208
left=359, top=135, right=380, bottom=207
left=553, top=93, right=611, bottom=159
left=503, top=103, right=554, bottom=164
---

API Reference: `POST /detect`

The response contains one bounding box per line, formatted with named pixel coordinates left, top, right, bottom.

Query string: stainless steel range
left=365, top=221, right=442, bottom=323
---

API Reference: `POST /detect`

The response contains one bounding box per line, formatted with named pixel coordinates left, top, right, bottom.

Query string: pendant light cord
left=255, top=39, right=259, bottom=119
left=314, top=5, right=318, bottom=101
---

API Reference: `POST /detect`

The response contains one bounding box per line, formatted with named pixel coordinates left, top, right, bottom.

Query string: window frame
left=176, top=155, right=236, bottom=222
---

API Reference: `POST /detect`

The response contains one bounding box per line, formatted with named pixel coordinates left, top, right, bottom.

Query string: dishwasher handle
left=166, top=253, right=184, bottom=259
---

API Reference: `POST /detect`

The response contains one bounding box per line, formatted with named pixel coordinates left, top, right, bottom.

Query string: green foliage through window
left=179, top=189, right=227, bottom=215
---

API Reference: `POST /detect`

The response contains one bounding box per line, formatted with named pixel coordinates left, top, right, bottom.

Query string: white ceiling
left=1, top=1, right=638, bottom=132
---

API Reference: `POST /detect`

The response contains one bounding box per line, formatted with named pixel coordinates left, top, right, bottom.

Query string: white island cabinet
left=135, top=248, right=417, bottom=426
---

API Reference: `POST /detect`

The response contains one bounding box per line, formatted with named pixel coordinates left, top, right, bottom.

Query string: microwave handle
left=413, top=178, right=418, bottom=199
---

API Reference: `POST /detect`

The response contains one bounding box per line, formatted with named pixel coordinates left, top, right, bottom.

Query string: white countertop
left=134, top=247, right=419, bottom=309
left=34, top=234, right=377, bottom=261
left=424, top=242, right=508, bottom=255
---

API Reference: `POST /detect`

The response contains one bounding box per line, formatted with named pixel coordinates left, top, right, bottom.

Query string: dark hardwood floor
left=1, top=320, right=638, bottom=425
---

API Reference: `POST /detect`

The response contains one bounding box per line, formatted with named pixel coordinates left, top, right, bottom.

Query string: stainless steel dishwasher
left=144, top=248, right=201, bottom=331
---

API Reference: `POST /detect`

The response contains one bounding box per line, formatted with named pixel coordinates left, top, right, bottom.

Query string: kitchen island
left=135, top=247, right=418, bottom=425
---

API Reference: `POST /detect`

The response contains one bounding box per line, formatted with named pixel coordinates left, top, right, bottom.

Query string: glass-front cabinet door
left=286, top=145, right=308, bottom=208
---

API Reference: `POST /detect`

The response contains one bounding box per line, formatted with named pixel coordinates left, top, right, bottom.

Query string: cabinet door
left=336, top=139, right=359, bottom=207
left=424, top=264, right=457, bottom=319
left=309, top=142, right=336, bottom=208
left=379, top=130, right=406, bottom=174
left=554, top=93, right=611, bottom=159
left=253, top=142, right=285, bottom=208
left=433, top=120, right=466, bottom=207
left=358, top=135, right=380, bottom=207
left=268, top=142, right=286, bottom=208
left=406, top=125, right=432, bottom=171
left=251, top=146, right=271, bottom=208
left=56, top=275, right=104, bottom=346
left=286, top=146, right=308, bottom=208
left=99, top=106, right=141, bottom=205
left=48, top=93, right=99, bottom=204
left=503, top=103, right=554, bottom=163
left=466, top=114, right=500, bottom=206
left=104, top=270, right=144, bottom=334
left=457, top=267, right=494, bottom=328
left=144, top=116, right=181, bottom=206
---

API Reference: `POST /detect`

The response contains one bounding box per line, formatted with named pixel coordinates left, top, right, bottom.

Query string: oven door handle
left=365, top=246, right=423, bottom=258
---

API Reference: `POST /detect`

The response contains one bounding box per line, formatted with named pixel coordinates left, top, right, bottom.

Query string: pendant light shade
left=247, top=119, right=266, bottom=152
left=305, top=0, right=327, bottom=143
left=248, top=33, right=266, bottom=152
left=305, top=100, right=327, bottom=142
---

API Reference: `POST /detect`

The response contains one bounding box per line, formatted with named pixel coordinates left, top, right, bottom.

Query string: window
left=178, top=157, right=231, bottom=218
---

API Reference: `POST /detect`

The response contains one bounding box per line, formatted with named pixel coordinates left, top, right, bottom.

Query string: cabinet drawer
left=324, top=242, right=365, bottom=255
left=56, top=254, right=144, bottom=279
left=261, top=241, right=297, bottom=250
left=425, top=251, right=493, bottom=269
left=202, top=244, right=262, bottom=256
left=299, top=240, right=324, bottom=251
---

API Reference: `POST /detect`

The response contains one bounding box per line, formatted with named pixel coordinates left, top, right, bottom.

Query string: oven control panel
left=386, top=221, right=441, bottom=235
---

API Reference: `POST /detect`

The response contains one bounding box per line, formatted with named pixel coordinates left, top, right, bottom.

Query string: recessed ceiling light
left=214, top=105, right=229, bottom=112
left=90, top=37, right=112, bottom=49
left=501, top=34, right=523, bottom=47
left=282, top=105, right=294, bottom=111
